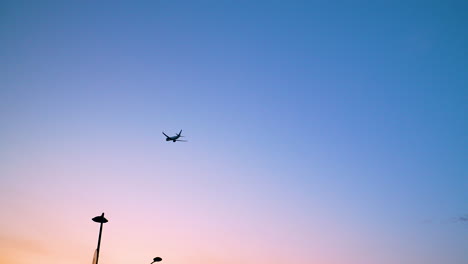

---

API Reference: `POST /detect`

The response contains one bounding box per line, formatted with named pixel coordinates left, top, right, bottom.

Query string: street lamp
left=151, top=257, right=163, bottom=263
left=92, top=213, right=108, bottom=264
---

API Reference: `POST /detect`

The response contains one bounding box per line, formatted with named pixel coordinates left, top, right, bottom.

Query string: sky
left=0, top=0, right=467, bottom=263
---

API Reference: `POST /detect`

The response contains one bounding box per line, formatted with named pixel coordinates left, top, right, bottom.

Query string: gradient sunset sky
left=1, top=1, right=467, bottom=264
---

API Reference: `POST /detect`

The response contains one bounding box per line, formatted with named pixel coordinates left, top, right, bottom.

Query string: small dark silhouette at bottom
left=151, top=257, right=162, bottom=263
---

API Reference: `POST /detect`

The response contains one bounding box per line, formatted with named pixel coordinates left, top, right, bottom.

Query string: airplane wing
left=175, top=139, right=188, bottom=142
left=162, top=132, right=169, bottom=138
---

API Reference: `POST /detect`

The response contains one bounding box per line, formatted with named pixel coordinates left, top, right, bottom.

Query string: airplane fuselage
left=163, top=130, right=184, bottom=142
left=166, top=135, right=180, bottom=142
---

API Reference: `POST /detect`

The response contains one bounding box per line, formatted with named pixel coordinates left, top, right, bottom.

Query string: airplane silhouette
left=162, top=130, right=187, bottom=142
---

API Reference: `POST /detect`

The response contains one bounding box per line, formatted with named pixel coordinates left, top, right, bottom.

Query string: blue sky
left=1, top=1, right=467, bottom=263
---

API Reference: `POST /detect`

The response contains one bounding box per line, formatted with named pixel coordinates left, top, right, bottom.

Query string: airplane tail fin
left=178, top=130, right=182, bottom=136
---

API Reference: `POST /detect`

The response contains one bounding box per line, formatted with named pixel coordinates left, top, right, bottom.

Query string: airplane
left=162, top=130, right=187, bottom=142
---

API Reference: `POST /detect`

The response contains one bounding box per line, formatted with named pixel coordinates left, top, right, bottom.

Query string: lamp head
left=92, top=213, right=108, bottom=223
left=151, top=257, right=162, bottom=263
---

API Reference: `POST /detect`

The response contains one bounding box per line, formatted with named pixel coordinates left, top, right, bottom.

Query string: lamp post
left=92, top=213, right=108, bottom=264
left=151, top=257, right=162, bottom=263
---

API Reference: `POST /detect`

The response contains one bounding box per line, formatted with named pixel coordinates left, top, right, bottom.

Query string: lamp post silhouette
left=151, top=257, right=162, bottom=263
left=92, top=213, right=108, bottom=264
